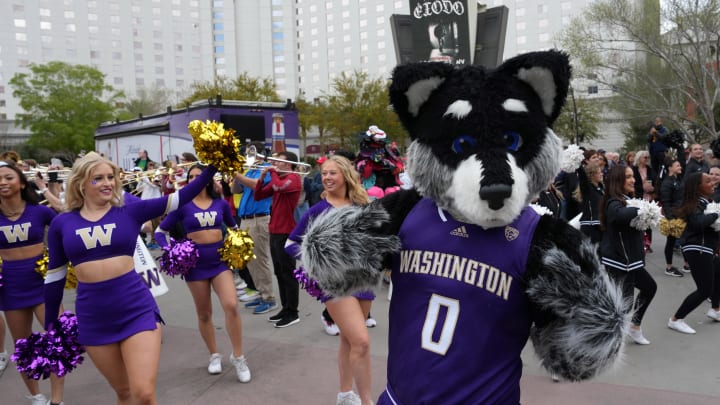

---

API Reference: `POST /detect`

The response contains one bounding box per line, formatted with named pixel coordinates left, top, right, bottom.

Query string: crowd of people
left=544, top=117, right=720, bottom=350
left=2, top=114, right=720, bottom=404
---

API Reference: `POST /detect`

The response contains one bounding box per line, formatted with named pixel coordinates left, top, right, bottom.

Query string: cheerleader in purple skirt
left=286, top=156, right=375, bottom=405
left=43, top=152, right=216, bottom=404
left=155, top=164, right=251, bottom=382
left=0, top=160, right=65, bottom=405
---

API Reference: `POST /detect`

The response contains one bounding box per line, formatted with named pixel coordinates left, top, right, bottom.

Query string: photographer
left=647, top=117, right=669, bottom=173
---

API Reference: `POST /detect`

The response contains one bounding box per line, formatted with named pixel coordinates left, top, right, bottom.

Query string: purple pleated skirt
left=185, top=240, right=229, bottom=282
left=320, top=290, right=376, bottom=304
left=76, top=270, right=163, bottom=346
left=0, top=255, right=44, bottom=311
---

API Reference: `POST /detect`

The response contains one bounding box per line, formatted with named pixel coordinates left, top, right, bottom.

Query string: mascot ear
left=389, top=62, right=456, bottom=130
left=495, top=50, right=572, bottom=126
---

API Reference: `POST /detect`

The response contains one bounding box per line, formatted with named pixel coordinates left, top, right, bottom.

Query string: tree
left=180, top=73, right=282, bottom=106
left=116, top=85, right=172, bottom=120
left=321, top=71, right=407, bottom=151
left=553, top=91, right=602, bottom=144
left=9, top=61, right=122, bottom=155
left=559, top=0, right=720, bottom=144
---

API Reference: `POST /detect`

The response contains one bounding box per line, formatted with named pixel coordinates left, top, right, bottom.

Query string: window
left=172, top=10, right=181, bottom=17
left=539, top=19, right=548, bottom=28
left=64, top=11, right=75, bottom=19
left=539, top=33, right=550, bottom=42
left=175, top=44, right=183, bottom=51
left=40, top=9, right=51, bottom=16
left=517, top=36, right=527, bottom=45
left=154, top=55, right=163, bottom=62
left=155, top=67, right=164, bottom=74
left=273, top=32, right=283, bottom=40
left=537, top=4, right=548, bottom=14
left=14, top=19, right=26, bottom=28
left=215, top=34, right=224, bottom=41
left=215, top=46, right=225, bottom=53
left=89, top=13, right=98, bottom=21
left=376, top=4, right=384, bottom=12
left=213, top=12, right=223, bottom=19
left=41, top=35, right=52, bottom=44
left=378, top=41, right=385, bottom=49
left=111, top=15, right=120, bottom=23
left=135, top=54, right=143, bottom=61
left=13, top=4, right=24, bottom=12
left=134, top=42, right=143, bottom=49
left=516, top=8, right=525, bottom=17
left=17, top=46, right=28, bottom=55
left=588, top=86, right=599, bottom=94
left=516, top=22, right=526, bottom=30
left=66, top=23, right=76, bottom=32
left=136, top=78, right=145, bottom=86
left=176, top=67, right=184, bottom=74
left=114, top=77, right=123, bottom=85
left=90, top=50, right=100, bottom=59
left=213, top=23, right=224, bottom=30
left=154, top=43, right=163, bottom=51
left=561, top=2, right=572, bottom=11
left=215, top=57, right=225, bottom=64
left=89, top=25, right=98, bottom=33
left=15, top=33, right=27, bottom=41
left=113, top=52, right=122, bottom=60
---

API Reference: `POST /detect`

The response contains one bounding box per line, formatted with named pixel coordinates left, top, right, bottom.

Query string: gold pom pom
left=187, top=119, right=246, bottom=173
left=35, top=251, right=78, bottom=289
left=218, top=228, right=256, bottom=270
left=659, top=217, right=686, bottom=238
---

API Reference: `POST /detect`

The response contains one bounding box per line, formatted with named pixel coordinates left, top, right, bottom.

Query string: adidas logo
left=450, top=226, right=469, bottom=238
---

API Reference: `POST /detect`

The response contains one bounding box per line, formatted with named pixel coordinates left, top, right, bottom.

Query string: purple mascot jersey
left=382, top=198, right=540, bottom=405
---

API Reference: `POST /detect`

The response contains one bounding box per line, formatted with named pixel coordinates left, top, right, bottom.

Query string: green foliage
left=559, top=0, right=720, bottom=144
left=116, top=85, right=172, bottom=120
left=320, top=71, right=407, bottom=151
left=553, top=92, right=602, bottom=144
left=9, top=61, right=121, bottom=155
left=180, top=73, right=282, bottom=107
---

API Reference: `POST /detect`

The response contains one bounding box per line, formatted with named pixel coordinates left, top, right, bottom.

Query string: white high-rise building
left=0, top=0, right=220, bottom=122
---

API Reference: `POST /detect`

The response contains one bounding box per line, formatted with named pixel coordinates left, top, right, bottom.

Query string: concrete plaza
left=1, top=233, right=719, bottom=404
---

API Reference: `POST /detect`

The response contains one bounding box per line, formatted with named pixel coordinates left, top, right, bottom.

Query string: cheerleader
left=0, top=161, right=65, bottom=405
left=155, top=164, right=250, bottom=382
left=43, top=152, right=216, bottom=404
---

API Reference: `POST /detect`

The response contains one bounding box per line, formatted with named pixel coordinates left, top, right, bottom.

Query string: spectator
left=647, top=117, right=669, bottom=172
left=133, top=149, right=153, bottom=171
left=633, top=150, right=658, bottom=252
left=684, top=144, right=709, bottom=182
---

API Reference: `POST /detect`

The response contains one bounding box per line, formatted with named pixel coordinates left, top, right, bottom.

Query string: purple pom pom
left=293, top=267, right=331, bottom=302
left=158, top=238, right=199, bottom=279
left=12, top=311, right=85, bottom=380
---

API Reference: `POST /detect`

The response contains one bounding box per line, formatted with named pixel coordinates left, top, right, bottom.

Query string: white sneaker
left=234, top=277, right=247, bottom=291
left=668, top=318, right=696, bottom=334
left=628, top=328, right=650, bottom=345
left=550, top=373, right=560, bottom=382
left=365, top=315, right=377, bottom=328
left=707, top=308, right=720, bottom=322
left=321, top=314, right=340, bottom=336
left=45, top=401, right=65, bottom=405
left=208, top=353, right=222, bottom=374
left=229, top=353, right=251, bottom=383
left=336, top=391, right=361, bottom=405
left=238, top=288, right=259, bottom=302
left=26, top=394, right=47, bottom=405
left=0, top=351, right=8, bottom=377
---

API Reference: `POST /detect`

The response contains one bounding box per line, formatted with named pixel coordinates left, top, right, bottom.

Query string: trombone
left=242, top=145, right=311, bottom=175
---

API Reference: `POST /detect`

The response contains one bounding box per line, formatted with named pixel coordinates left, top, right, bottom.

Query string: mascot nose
left=479, top=184, right=513, bottom=210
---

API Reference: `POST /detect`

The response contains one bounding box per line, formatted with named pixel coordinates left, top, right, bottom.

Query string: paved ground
left=2, top=232, right=720, bottom=404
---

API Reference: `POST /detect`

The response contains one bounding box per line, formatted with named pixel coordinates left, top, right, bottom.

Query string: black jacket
left=599, top=197, right=644, bottom=272
left=660, top=175, right=683, bottom=219
left=683, top=158, right=709, bottom=183
left=578, top=167, right=603, bottom=243
left=679, top=197, right=719, bottom=254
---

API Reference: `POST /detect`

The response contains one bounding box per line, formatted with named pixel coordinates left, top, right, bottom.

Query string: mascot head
left=389, top=50, right=571, bottom=228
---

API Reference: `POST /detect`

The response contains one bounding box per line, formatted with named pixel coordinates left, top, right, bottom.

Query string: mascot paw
left=301, top=204, right=401, bottom=296
left=528, top=240, right=628, bottom=381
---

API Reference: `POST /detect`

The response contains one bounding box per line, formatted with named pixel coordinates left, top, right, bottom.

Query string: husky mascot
left=298, top=50, right=627, bottom=404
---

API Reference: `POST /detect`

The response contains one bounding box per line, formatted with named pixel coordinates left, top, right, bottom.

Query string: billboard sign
left=408, top=0, right=476, bottom=65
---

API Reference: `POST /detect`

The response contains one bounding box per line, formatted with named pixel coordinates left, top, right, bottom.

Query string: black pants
left=270, top=233, right=299, bottom=316
left=607, top=267, right=657, bottom=326
left=664, top=235, right=677, bottom=265
left=675, top=251, right=720, bottom=319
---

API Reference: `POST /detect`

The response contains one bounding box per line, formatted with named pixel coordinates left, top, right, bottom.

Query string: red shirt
left=254, top=171, right=301, bottom=234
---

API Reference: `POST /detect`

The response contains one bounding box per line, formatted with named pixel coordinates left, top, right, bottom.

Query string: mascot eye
left=503, top=131, right=523, bottom=151
left=452, top=135, right=477, bottom=154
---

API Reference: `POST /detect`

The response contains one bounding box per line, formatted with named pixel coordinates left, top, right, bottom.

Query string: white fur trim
left=448, top=153, right=529, bottom=228
left=517, top=67, right=556, bottom=117
left=443, top=100, right=473, bottom=119
left=502, top=98, right=528, bottom=113
left=529, top=203, right=553, bottom=216
left=405, top=77, right=445, bottom=116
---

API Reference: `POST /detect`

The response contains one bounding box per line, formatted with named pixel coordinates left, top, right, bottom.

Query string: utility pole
left=570, top=86, right=580, bottom=145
